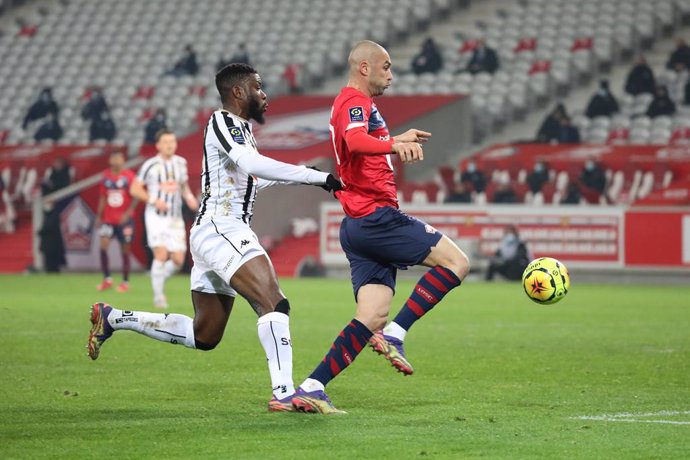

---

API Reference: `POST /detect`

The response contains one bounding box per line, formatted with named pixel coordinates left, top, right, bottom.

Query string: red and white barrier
left=320, top=203, right=690, bottom=270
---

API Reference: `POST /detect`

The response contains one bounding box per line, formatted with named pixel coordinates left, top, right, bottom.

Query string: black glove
left=308, top=166, right=342, bottom=193
left=322, top=174, right=343, bottom=193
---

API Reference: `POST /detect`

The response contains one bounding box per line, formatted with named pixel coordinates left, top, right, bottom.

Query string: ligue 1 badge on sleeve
left=229, top=127, right=246, bottom=144
left=348, top=106, right=364, bottom=122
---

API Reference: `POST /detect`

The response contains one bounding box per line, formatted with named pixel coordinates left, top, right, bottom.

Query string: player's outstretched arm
left=234, top=151, right=335, bottom=187
left=393, top=129, right=432, bottom=144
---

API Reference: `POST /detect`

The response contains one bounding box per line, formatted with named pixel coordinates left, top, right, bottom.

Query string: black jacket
left=625, top=64, right=656, bottom=95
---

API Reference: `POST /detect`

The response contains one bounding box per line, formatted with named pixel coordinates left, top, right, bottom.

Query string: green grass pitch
left=1, top=273, right=689, bottom=459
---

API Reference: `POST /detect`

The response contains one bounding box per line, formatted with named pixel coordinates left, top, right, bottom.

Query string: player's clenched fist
left=392, top=142, right=424, bottom=164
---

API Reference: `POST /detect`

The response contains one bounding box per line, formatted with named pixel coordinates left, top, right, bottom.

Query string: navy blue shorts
left=339, top=206, right=443, bottom=300
left=99, top=220, right=135, bottom=244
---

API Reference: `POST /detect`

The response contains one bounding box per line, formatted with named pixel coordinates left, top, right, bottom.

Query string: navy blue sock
left=393, top=266, right=461, bottom=331
left=100, top=249, right=110, bottom=278
left=308, top=318, right=373, bottom=387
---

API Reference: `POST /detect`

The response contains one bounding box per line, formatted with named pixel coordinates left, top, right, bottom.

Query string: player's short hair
left=155, top=128, right=174, bottom=142
left=215, top=63, right=257, bottom=103
left=110, top=149, right=126, bottom=158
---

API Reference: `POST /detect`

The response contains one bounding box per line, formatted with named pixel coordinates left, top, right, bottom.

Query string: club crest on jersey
left=425, top=224, right=437, bottom=234
left=229, top=127, right=246, bottom=144
left=348, top=106, right=364, bottom=122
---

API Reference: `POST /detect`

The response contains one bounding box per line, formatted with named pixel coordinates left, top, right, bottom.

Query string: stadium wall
left=320, top=203, right=690, bottom=271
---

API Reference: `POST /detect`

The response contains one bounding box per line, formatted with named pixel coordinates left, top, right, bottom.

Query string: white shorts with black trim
left=145, top=213, right=187, bottom=253
left=189, top=218, right=267, bottom=297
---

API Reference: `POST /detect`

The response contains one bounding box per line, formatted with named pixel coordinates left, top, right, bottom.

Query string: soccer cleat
left=268, top=394, right=297, bottom=412
left=153, top=295, right=168, bottom=309
left=87, top=302, right=114, bottom=360
left=369, top=331, right=414, bottom=376
left=96, top=278, right=113, bottom=291
left=291, top=387, right=346, bottom=415
left=116, top=282, right=129, bottom=293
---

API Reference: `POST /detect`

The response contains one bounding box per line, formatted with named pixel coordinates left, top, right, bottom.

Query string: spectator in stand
left=492, top=181, right=518, bottom=203
left=466, top=39, right=499, bottom=74
left=216, top=42, right=251, bottom=71
left=81, top=87, right=109, bottom=123
left=460, top=161, right=486, bottom=193
left=557, top=116, right=581, bottom=144
left=166, top=44, right=199, bottom=77
left=561, top=183, right=582, bottom=205
left=624, top=56, right=656, bottom=96
left=579, top=159, right=607, bottom=200
left=666, top=38, right=690, bottom=71
left=536, top=103, right=567, bottom=143
left=34, top=113, right=63, bottom=142
left=411, top=37, right=443, bottom=75
left=526, top=161, right=549, bottom=194
left=144, top=109, right=168, bottom=144
left=89, top=109, right=117, bottom=142
left=23, top=87, right=59, bottom=130
left=585, top=80, right=619, bottom=118
left=444, top=182, right=472, bottom=203
left=485, top=225, right=531, bottom=281
left=646, top=85, right=676, bottom=118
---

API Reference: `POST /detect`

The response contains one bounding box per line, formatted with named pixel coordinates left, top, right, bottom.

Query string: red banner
left=321, top=204, right=624, bottom=268
left=0, top=144, right=123, bottom=180
left=625, top=208, right=690, bottom=267
left=469, top=144, right=690, bottom=181
left=321, top=203, right=690, bottom=269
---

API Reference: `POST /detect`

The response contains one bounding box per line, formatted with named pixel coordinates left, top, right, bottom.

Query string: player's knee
left=356, top=310, right=388, bottom=332
left=443, top=250, right=470, bottom=280
left=274, top=298, right=290, bottom=316
left=194, top=338, right=219, bottom=351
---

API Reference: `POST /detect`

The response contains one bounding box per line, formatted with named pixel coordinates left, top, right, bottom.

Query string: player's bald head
left=348, top=40, right=389, bottom=72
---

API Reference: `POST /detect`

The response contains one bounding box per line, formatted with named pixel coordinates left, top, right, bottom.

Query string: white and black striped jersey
left=194, top=110, right=329, bottom=226
left=136, top=154, right=189, bottom=219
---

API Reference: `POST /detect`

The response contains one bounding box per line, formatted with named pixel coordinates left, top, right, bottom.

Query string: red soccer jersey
left=99, top=169, right=136, bottom=224
left=330, top=87, right=398, bottom=218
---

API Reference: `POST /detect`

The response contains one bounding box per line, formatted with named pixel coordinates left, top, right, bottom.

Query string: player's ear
left=360, top=60, right=369, bottom=76
left=232, top=85, right=246, bottom=100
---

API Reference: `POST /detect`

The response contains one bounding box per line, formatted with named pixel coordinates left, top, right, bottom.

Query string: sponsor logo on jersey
left=348, top=106, right=364, bottom=122
left=229, top=127, right=246, bottom=144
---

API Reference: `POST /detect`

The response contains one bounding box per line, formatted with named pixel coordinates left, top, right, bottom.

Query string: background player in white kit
left=130, top=130, right=199, bottom=308
left=87, top=63, right=341, bottom=412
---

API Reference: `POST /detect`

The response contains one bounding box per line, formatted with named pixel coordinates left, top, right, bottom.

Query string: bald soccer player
left=291, top=40, right=470, bottom=414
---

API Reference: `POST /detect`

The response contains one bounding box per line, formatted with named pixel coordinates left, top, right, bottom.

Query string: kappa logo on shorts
left=240, top=239, right=251, bottom=247
left=229, top=126, right=246, bottom=144
left=348, top=106, right=364, bottom=122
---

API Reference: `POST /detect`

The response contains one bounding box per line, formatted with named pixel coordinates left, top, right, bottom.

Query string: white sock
left=163, top=259, right=180, bottom=278
left=257, top=312, right=295, bottom=398
left=151, top=260, right=166, bottom=299
left=107, top=307, right=195, bottom=348
left=383, top=321, right=408, bottom=342
left=300, top=378, right=325, bottom=393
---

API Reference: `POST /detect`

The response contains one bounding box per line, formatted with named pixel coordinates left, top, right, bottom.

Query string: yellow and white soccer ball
left=522, top=257, right=571, bottom=305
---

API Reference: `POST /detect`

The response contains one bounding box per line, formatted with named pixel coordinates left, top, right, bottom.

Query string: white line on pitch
left=570, top=410, right=690, bottom=426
